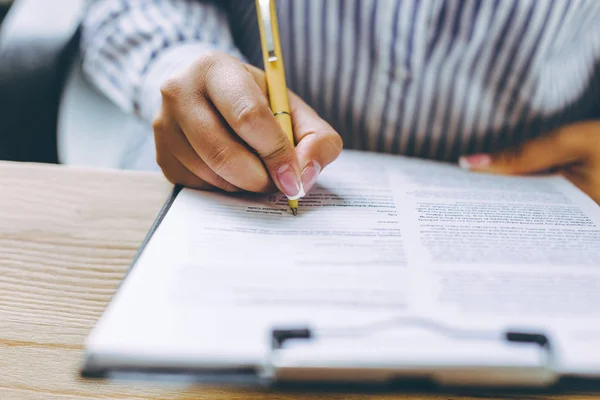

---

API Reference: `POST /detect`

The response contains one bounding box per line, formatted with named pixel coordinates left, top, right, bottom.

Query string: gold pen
left=255, top=0, right=299, bottom=216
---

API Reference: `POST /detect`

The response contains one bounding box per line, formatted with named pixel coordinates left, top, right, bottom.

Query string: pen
left=255, top=0, right=299, bottom=216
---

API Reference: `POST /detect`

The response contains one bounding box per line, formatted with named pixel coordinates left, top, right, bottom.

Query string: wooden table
left=0, top=161, right=598, bottom=400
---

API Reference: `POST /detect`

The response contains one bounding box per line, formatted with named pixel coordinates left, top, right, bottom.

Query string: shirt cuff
left=136, top=43, right=245, bottom=124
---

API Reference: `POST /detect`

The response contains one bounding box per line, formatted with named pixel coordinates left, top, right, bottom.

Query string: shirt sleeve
left=80, top=0, right=246, bottom=124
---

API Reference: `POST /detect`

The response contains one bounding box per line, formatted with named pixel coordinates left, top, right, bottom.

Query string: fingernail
left=277, top=165, right=304, bottom=200
left=459, top=154, right=492, bottom=169
left=301, top=161, right=321, bottom=194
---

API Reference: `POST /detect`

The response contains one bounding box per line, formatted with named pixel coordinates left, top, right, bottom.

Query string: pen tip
left=291, top=207, right=298, bottom=216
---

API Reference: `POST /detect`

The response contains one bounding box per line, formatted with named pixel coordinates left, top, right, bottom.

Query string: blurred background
left=0, top=0, right=143, bottom=169
left=0, top=1, right=9, bottom=21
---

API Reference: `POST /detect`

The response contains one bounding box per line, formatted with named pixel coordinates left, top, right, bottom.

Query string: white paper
left=379, top=157, right=600, bottom=334
left=86, top=150, right=600, bottom=373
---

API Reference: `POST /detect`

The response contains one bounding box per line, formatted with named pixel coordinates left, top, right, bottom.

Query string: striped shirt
left=81, top=0, right=600, bottom=166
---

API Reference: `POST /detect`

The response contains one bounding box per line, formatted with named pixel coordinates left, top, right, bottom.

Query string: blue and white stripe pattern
left=82, top=0, right=600, bottom=163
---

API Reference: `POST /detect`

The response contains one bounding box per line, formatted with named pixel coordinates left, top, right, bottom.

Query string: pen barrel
left=273, top=108, right=294, bottom=145
left=271, top=94, right=299, bottom=208
left=256, top=0, right=295, bottom=146
left=256, top=0, right=298, bottom=210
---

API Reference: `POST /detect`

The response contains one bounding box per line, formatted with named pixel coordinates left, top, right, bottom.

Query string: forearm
left=80, top=0, right=245, bottom=123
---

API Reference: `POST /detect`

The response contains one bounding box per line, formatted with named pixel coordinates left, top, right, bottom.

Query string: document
left=85, top=150, right=600, bottom=374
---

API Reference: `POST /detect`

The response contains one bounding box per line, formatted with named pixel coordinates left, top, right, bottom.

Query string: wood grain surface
left=0, top=161, right=598, bottom=400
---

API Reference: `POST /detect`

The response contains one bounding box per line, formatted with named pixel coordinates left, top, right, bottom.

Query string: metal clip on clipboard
left=261, top=318, right=558, bottom=388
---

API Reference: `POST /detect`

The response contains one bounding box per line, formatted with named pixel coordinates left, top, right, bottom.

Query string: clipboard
left=79, top=185, right=600, bottom=392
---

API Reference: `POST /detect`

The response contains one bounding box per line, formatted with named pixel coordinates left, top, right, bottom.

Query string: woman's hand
left=459, top=120, right=600, bottom=203
left=152, top=51, right=342, bottom=197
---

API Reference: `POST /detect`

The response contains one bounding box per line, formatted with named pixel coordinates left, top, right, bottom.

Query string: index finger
left=203, top=57, right=303, bottom=199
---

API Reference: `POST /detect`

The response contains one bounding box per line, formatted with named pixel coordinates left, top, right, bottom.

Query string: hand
left=152, top=51, right=342, bottom=197
left=459, top=120, right=600, bottom=203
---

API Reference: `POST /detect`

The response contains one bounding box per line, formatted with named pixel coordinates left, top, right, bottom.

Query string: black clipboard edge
left=121, top=184, right=183, bottom=284
left=81, top=185, right=186, bottom=377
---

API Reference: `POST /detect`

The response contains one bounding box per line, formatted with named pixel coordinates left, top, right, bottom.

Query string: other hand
left=459, top=120, right=600, bottom=203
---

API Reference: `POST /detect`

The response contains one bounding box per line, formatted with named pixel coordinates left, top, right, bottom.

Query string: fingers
left=288, top=92, right=343, bottom=193
left=160, top=71, right=274, bottom=193
left=154, top=113, right=240, bottom=192
left=459, top=123, right=590, bottom=175
left=156, top=146, right=213, bottom=191
left=203, top=56, right=303, bottom=198
left=177, top=104, right=274, bottom=193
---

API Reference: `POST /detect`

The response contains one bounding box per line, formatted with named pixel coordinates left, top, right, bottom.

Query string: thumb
left=459, top=128, right=582, bottom=175
left=288, top=92, right=343, bottom=194
left=245, top=63, right=343, bottom=194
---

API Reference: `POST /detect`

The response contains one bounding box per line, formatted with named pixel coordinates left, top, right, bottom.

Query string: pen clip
left=258, top=0, right=277, bottom=62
